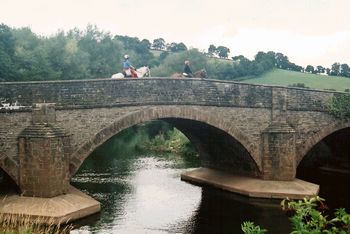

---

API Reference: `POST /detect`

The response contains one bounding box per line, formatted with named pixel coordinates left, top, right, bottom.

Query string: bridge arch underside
left=162, top=118, right=260, bottom=177
left=297, top=126, right=350, bottom=172
left=0, top=154, right=18, bottom=187
left=0, top=166, right=18, bottom=192
left=69, top=108, right=261, bottom=178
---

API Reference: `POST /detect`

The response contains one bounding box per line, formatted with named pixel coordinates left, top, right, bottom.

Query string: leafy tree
left=0, top=24, right=17, bottom=81
left=152, top=38, right=166, bottom=50
left=151, top=49, right=207, bottom=77
left=254, top=51, right=275, bottom=71
left=330, top=62, right=341, bottom=76
left=305, top=65, right=315, bottom=73
left=208, top=44, right=217, bottom=56
left=176, top=42, right=187, bottom=52
left=216, top=45, right=230, bottom=58
left=140, top=39, right=151, bottom=49
left=316, top=65, right=325, bottom=74
left=288, top=62, right=304, bottom=72
left=12, top=27, right=60, bottom=81
left=275, top=52, right=290, bottom=69
left=340, top=63, right=350, bottom=77
left=167, top=42, right=187, bottom=52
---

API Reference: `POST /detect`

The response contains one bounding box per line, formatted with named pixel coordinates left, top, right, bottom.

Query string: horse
left=171, top=69, right=207, bottom=79
left=111, top=66, right=151, bottom=79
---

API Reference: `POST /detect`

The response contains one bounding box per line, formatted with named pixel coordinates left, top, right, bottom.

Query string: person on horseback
left=123, top=54, right=138, bottom=78
left=183, top=60, right=193, bottom=78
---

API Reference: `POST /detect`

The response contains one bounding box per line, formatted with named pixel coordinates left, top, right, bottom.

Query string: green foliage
left=3, top=22, right=349, bottom=82
left=241, top=221, right=267, bottom=234
left=151, top=49, right=207, bottom=77
left=140, top=126, right=197, bottom=158
left=242, top=196, right=350, bottom=234
left=288, top=83, right=309, bottom=89
left=328, top=93, right=350, bottom=119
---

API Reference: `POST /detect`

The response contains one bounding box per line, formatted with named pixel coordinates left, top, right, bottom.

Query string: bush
left=288, top=83, right=309, bottom=89
left=241, top=221, right=267, bottom=234
left=242, top=196, right=350, bottom=234
left=328, top=93, right=350, bottom=119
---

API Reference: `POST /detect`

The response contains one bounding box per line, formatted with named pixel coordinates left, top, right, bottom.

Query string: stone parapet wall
left=0, top=78, right=274, bottom=109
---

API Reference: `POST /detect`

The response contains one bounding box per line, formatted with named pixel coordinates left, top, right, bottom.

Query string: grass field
left=240, top=69, right=350, bottom=92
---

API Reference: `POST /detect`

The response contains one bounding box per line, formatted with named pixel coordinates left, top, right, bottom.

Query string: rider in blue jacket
left=123, top=55, right=137, bottom=78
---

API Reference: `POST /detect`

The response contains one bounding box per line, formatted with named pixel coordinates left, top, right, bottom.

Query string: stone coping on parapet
left=181, top=167, right=319, bottom=199
left=0, top=77, right=343, bottom=94
left=0, top=186, right=100, bottom=224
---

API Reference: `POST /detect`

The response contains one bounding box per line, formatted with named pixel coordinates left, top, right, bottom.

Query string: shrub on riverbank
left=242, top=196, right=350, bottom=234
left=328, top=93, right=350, bottom=119
left=0, top=213, right=72, bottom=234
left=139, top=127, right=198, bottom=158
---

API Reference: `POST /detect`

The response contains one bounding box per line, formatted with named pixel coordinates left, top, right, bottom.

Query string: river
left=71, top=151, right=291, bottom=234
left=68, top=122, right=350, bottom=234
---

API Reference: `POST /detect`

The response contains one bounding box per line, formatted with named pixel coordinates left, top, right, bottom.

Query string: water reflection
left=72, top=153, right=291, bottom=233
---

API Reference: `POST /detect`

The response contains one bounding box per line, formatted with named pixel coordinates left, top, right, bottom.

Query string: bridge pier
left=181, top=122, right=319, bottom=199
left=0, top=104, right=100, bottom=223
left=18, top=104, right=70, bottom=197
left=261, top=122, right=296, bottom=180
left=182, top=87, right=319, bottom=199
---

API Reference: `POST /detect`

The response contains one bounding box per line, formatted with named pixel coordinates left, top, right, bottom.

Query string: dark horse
left=171, top=69, right=208, bottom=78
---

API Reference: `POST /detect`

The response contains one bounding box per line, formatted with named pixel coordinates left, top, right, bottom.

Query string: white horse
left=111, top=66, right=150, bottom=79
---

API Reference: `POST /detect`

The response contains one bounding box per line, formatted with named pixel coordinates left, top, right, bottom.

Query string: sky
left=1, top=0, right=350, bottom=67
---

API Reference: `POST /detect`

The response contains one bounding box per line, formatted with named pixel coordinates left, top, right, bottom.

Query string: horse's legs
left=131, top=69, right=138, bottom=78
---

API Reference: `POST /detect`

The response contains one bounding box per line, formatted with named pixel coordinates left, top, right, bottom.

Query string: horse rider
left=183, top=60, right=193, bottom=78
left=123, top=54, right=138, bottom=78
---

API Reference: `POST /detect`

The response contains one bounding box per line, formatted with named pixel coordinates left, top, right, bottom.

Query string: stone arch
left=297, top=120, right=350, bottom=166
left=69, top=106, right=260, bottom=176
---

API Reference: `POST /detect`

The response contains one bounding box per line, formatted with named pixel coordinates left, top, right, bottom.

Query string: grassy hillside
left=241, top=69, right=350, bottom=92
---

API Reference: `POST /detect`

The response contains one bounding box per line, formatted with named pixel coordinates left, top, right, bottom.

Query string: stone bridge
left=0, top=78, right=349, bottom=204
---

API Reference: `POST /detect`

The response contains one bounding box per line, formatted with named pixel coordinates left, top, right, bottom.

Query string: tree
left=216, top=46, right=230, bottom=58
left=330, top=62, right=341, bottom=76
left=152, top=38, right=166, bottom=50
left=167, top=42, right=188, bottom=52
left=305, top=65, right=315, bottom=73
left=0, top=24, right=16, bottom=81
left=176, top=42, right=187, bottom=52
left=275, top=52, right=290, bottom=69
left=316, top=65, right=325, bottom=74
left=140, top=39, right=151, bottom=49
left=340, top=63, right=350, bottom=77
left=254, top=51, right=275, bottom=71
left=208, top=44, right=217, bottom=56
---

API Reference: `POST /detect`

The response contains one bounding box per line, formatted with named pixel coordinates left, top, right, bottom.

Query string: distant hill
left=240, top=69, right=350, bottom=92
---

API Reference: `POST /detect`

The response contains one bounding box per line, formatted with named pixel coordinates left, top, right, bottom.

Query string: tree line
left=0, top=23, right=349, bottom=82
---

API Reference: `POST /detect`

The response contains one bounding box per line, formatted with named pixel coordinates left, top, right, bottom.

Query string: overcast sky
left=1, top=0, right=350, bottom=67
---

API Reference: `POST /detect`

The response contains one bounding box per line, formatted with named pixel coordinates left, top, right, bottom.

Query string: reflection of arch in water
left=69, top=107, right=262, bottom=178
left=180, top=187, right=291, bottom=234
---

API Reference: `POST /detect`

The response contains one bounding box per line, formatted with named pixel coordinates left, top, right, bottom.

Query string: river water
left=71, top=152, right=291, bottom=234
left=69, top=122, right=350, bottom=234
